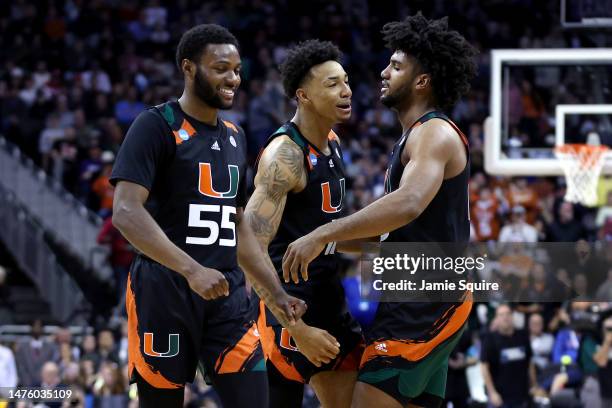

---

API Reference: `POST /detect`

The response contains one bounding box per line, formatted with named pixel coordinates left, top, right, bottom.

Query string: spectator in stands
left=0, top=340, right=18, bottom=392
left=499, top=205, right=538, bottom=243
left=471, top=187, right=501, bottom=241
left=114, top=86, right=144, bottom=127
left=97, top=329, right=119, bottom=365
left=566, top=240, right=607, bottom=295
left=72, top=108, right=99, bottom=151
left=506, top=179, right=539, bottom=224
left=14, top=319, right=58, bottom=386
left=547, top=202, right=585, bottom=242
left=36, top=361, right=64, bottom=408
left=543, top=302, right=590, bottom=396
left=593, top=315, right=612, bottom=407
left=481, top=304, right=542, bottom=407
left=529, top=313, right=554, bottom=373
left=54, top=327, right=79, bottom=361
left=80, top=61, right=112, bottom=94
left=573, top=273, right=589, bottom=299
left=80, top=333, right=101, bottom=371
left=93, top=361, right=127, bottom=408
left=61, top=361, right=83, bottom=388
left=247, top=79, right=280, bottom=156
left=49, top=127, right=79, bottom=189
left=91, top=151, right=115, bottom=217
left=39, top=113, right=67, bottom=171
left=521, top=263, right=555, bottom=304
left=78, top=143, right=103, bottom=202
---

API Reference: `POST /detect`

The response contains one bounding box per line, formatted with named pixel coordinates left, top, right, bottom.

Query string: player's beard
left=381, top=79, right=414, bottom=110
left=194, top=67, right=232, bottom=110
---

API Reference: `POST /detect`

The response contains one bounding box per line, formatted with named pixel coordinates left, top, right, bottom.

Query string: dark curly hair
left=381, top=13, right=477, bottom=112
left=280, top=40, right=342, bottom=98
left=175, top=24, right=239, bottom=70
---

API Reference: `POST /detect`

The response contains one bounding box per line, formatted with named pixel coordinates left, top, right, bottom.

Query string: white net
left=554, top=143, right=609, bottom=206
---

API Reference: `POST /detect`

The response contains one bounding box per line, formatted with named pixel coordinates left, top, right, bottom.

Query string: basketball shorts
left=126, top=255, right=265, bottom=388
left=256, top=297, right=364, bottom=383
left=358, top=300, right=472, bottom=406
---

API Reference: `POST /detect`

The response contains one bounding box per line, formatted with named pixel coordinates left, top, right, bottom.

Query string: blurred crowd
left=2, top=304, right=612, bottom=407
left=2, top=0, right=612, bottom=407
left=1, top=0, right=608, bottom=217
left=0, top=318, right=224, bottom=408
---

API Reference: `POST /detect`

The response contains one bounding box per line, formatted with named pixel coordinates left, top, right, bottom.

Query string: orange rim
left=554, top=144, right=609, bottom=169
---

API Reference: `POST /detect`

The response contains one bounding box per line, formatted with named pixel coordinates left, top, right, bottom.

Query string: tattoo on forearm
left=243, top=140, right=306, bottom=328
left=252, top=282, right=292, bottom=327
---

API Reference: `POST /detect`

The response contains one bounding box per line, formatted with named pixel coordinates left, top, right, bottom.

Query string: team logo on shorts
left=279, top=328, right=299, bottom=352
left=198, top=163, right=239, bottom=198
left=321, top=178, right=345, bottom=213
left=143, top=333, right=180, bottom=358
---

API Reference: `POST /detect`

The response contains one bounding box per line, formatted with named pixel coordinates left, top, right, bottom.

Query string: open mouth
left=219, top=87, right=235, bottom=99
left=336, top=102, right=351, bottom=112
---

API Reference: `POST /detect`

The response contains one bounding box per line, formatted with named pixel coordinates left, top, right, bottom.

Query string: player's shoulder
left=262, top=134, right=303, bottom=162
left=132, top=107, right=167, bottom=128
left=411, top=118, right=463, bottom=151
left=124, top=107, right=171, bottom=141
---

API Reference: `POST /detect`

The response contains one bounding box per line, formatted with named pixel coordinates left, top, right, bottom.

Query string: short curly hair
left=381, top=13, right=477, bottom=112
left=280, top=40, right=342, bottom=98
left=175, top=24, right=239, bottom=70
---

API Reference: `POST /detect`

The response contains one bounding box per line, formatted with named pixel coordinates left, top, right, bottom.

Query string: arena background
left=0, top=0, right=612, bottom=407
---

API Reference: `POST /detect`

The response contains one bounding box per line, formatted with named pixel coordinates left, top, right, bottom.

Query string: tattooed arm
left=243, top=135, right=340, bottom=367
left=236, top=208, right=306, bottom=327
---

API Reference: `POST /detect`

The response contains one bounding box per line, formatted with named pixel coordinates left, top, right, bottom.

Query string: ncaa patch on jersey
left=229, top=135, right=237, bottom=147
left=309, top=153, right=317, bottom=166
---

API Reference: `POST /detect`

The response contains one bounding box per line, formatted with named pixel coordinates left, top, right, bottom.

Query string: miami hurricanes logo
left=198, top=163, right=239, bottom=198
left=143, top=333, right=180, bottom=358
left=279, top=328, right=299, bottom=351
left=321, top=178, right=345, bottom=213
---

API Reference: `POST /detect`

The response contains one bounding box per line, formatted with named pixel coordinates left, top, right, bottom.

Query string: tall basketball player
left=111, top=24, right=305, bottom=408
left=245, top=40, right=363, bottom=408
left=282, top=14, right=477, bottom=407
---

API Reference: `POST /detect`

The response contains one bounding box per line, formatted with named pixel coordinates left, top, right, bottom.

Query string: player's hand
left=187, top=267, right=229, bottom=300
left=274, top=292, right=308, bottom=325
left=282, top=232, right=326, bottom=283
left=288, top=322, right=340, bottom=367
left=489, top=391, right=503, bottom=407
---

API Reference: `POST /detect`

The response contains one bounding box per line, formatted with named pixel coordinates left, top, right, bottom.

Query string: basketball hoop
left=555, top=143, right=609, bottom=206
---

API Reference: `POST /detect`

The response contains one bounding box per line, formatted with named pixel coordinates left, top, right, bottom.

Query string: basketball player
left=111, top=24, right=305, bottom=408
left=244, top=40, right=363, bottom=408
left=282, top=14, right=477, bottom=407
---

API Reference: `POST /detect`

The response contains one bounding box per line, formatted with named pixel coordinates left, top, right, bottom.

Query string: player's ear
left=181, top=59, right=196, bottom=80
left=296, top=88, right=310, bottom=105
left=415, top=73, right=431, bottom=90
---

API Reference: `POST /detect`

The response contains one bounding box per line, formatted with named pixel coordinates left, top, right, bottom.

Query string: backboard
left=484, top=48, right=612, bottom=176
